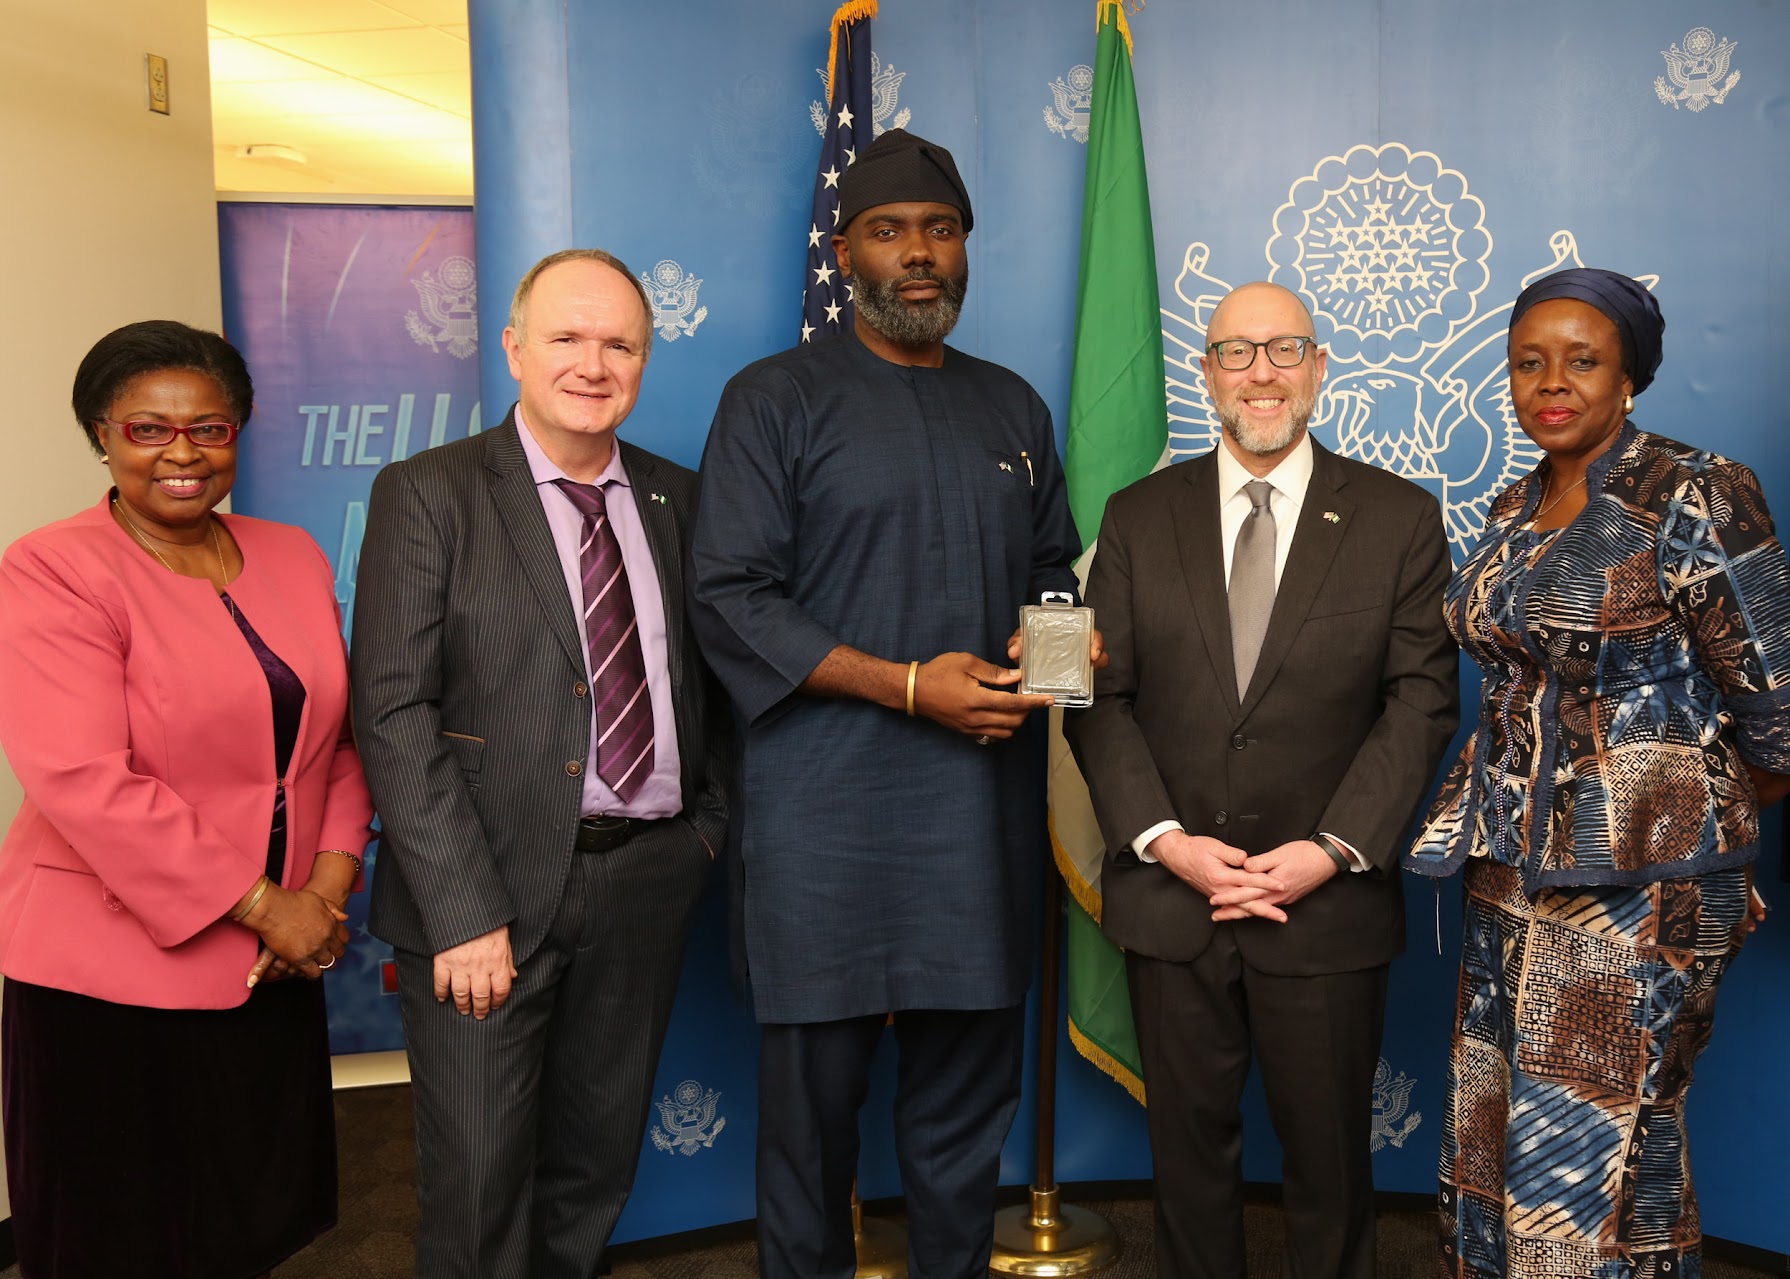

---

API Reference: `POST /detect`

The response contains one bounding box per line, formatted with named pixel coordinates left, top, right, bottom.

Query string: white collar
left=1214, top=430, right=1315, bottom=504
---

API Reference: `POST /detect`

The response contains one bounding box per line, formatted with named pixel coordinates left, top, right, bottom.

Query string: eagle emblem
left=639, top=260, right=708, bottom=342
left=1655, top=26, right=1740, bottom=113
left=1044, top=64, right=1094, bottom=143
left=1369, top=1057, right=1422, bottom=1152
left=650, top=1079, right=726, bottom=1156
left=810, top=54, right=911, bottom=138
left=1162, top=145, right=1673, bottom=558
left=404, top=255, right=478, bottom=359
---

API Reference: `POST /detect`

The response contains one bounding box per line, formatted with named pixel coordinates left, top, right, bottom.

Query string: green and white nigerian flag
left=1049, top=0, right=1169, bottom=1104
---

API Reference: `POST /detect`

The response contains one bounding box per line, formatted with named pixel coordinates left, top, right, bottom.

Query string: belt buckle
left=577, top=814, right=634, bottom=853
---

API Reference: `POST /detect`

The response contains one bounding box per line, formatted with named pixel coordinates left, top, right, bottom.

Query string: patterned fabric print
left=1409, top=427, right=1790, bottom=889
left=1439, top=858, right=1750, bottom=1279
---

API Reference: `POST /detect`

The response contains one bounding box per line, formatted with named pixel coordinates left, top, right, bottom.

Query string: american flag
left=801, top=0, right=878, bottom=344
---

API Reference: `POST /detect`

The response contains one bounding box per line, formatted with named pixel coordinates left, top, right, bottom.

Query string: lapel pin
left=1323, top=511, right=1341, bottom=524
left=650, top=492, right=668, bottom=505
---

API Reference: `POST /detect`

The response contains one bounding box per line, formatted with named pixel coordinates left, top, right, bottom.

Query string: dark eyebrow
left=862, top=212, right=961, bottom=230
left=1511, top=338, right=1599, bottom=352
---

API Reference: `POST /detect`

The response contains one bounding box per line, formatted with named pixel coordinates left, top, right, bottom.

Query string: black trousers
left=1128, top=932, right=1389, bottom=1279
left=756, top=1004, right=1026, bottom=1279
left=396, top=818, right=710, bottom=1279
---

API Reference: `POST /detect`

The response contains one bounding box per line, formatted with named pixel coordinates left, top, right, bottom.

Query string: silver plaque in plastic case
left=1019, top=591, right=1094, bottom=708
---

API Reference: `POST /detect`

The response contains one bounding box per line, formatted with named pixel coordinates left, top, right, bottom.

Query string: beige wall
left=0, top=0, right=221, bottom=1216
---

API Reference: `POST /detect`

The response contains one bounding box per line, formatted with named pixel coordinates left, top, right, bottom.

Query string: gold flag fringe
left=825, top=0, right=879, bottom=109
left=1049, top=810, right=1104, bottom=924
left=1049, top=814, right=1148, bottom=1102
left=1095, top=0, right=1135, bottom=58
left=1067, top=1018, right=1147, bottom=1106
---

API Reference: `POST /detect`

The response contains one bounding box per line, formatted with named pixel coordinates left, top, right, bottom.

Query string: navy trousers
left=756, top=1005, right=1026, bottom=1279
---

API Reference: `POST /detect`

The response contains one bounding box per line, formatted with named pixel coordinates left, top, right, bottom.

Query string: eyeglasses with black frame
left=1205, top=336, right=1317, bottom=371
left=97, top=418, right=241, bottom=448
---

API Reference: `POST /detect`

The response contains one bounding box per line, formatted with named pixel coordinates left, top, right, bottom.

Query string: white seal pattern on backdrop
left=640, top=260, right=708, bottom=342
left=1162, top=142, right=1660, bottom=558
left=651, top=1079, right=726, bottom=1156
left=810, top=53, right=911, bottom=138
left=1369, top=1057, right=1421, bottom=1152
left=1044, top=64, right=1093, bottom=143
left=692, top=73, right=807, bottom=216
left=1655, top=26, right=1740, bottom=112
left=405, top=255, right=478, bottom=359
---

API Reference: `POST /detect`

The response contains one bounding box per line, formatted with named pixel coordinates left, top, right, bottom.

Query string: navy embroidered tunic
left=691, top=332, right=1081, bottom=1023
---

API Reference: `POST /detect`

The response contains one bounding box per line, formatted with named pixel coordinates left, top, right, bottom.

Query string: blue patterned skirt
left=1439, top=857, right=1752, bottom=1279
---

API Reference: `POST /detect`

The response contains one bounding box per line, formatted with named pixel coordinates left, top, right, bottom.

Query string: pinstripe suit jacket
left=351, top=411, right=728, bottom=962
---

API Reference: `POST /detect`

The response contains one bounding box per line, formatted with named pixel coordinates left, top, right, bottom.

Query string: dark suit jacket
left=351, top=412, right=729, bottom=962
left=1064, top=441, right=1458, bottom=976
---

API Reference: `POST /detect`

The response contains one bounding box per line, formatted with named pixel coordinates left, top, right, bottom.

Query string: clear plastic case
left=1019, top=591, right=1094, bottom=707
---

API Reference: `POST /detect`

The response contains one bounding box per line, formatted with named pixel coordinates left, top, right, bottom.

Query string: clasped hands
left=239, top=882, right=350, bottom=987
left=908, top=629, right=1107, bottom=741
left=1143, top=829, right=1341, bottom=923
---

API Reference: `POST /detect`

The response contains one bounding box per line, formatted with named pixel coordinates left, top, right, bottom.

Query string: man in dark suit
left=352, top=249, right=728, bottom=1279
left=1065, top=282, right=1458, bottom=1279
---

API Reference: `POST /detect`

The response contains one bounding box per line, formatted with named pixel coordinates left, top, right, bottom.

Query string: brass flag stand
left=989, top=868, right=1119, bottom=1275
left=853, top=1182, right=908, bottom=1279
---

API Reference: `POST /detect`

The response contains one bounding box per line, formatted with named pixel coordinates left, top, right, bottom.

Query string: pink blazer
left=0, top=497, right=375, bottom=1009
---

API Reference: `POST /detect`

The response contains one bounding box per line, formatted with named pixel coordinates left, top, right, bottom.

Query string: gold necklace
left=113, top=498, right=228, bottom=592
left=1529, top=473, right=1588, bottom=525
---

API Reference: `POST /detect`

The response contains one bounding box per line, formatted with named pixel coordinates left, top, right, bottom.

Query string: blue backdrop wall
left=227, top=0, right=1790, bottom=1253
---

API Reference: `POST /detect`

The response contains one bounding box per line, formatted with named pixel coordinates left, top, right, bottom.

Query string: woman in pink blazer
left=0, top=321, right=375, bottom=1279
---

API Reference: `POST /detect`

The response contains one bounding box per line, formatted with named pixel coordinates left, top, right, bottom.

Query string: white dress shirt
left=1133, top=434, right=1366, bottom=871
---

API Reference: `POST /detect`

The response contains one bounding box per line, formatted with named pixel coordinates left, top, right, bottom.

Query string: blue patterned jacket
left=1408, top=424, right=1790, bottom=890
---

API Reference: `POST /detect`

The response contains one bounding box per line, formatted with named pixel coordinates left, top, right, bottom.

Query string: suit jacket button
left=1214, top=810, right=1228, bottom=826
left=1231, top=733, right=1247, bottom=750
left=574, top=682, right=589, bottom=698
left=565, top=760, right=583, bottom=776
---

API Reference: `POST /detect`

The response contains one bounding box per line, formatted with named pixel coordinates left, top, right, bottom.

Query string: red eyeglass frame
left=97, top=418, right=242, bottom=447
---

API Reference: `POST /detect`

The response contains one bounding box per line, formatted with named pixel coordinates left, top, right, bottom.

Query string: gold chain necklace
left=113, top=499, right=229, bottom=597
left=1529, top=473, right=1588, bottom=525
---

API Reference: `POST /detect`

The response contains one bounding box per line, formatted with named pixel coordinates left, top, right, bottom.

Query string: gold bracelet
left=230, top=875, right=271, bottom=923
left=906, top=660, right=919, bottom=717
left=318, top=848, right=364, bottom=876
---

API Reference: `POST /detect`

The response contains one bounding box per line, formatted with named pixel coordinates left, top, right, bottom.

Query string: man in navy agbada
left=690, top=129, right=1093, bottom=1279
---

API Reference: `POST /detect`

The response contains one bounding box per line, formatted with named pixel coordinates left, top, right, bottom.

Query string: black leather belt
left=575, top=814, right=644, bottom=854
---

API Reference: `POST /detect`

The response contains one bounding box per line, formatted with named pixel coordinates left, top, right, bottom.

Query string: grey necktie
left=1229, top=479, right=1277, bottom=698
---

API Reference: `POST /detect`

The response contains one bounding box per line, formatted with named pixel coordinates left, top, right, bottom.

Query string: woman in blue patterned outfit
left=1408, top=268, right=1789, bottom=1279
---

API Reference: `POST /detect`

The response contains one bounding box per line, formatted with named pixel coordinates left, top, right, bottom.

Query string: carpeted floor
left=2, top=1084, right=1780, bottom=1277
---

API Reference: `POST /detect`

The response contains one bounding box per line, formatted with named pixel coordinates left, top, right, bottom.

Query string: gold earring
left=1623, top=394, right=1634, bottom=415
left=99, top=454, right=109, bottom=462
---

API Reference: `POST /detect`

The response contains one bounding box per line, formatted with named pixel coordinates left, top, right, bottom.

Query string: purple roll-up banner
left=220, top=202, right=482, bottom=1054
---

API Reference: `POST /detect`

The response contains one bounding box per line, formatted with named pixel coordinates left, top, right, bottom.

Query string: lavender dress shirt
left=516, top=411, right=683, bottom=819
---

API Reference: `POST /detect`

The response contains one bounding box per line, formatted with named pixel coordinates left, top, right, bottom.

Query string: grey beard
left=1217, top=384, right=1318, bottom=456
left=853, top=269, right=968, bottom=347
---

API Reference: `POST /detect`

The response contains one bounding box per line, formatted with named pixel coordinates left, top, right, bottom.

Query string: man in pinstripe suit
left=352, top=249, right=729, bottom=1279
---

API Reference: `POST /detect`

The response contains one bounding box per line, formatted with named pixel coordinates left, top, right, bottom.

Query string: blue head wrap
left=1509, top=267, right=1665, bottom=394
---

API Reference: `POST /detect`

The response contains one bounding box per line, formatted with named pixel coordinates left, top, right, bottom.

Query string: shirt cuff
left=1319, top=831, right=1370, bottom=873
left=1132, top=820, right=1183, bottom=864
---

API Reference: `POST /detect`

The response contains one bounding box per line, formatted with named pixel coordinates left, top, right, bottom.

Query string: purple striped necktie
left=552, top=478, right=655, bottom=803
